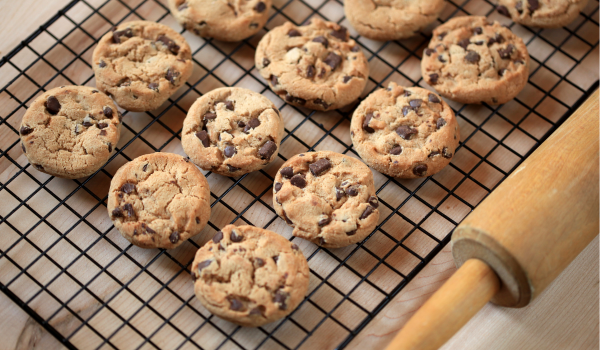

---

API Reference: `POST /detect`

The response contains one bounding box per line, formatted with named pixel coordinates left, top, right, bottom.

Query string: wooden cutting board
left=0, top=1, right=597, bottom=349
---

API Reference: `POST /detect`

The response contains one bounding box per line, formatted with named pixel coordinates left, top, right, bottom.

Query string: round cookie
left=168, top=0, right=272, bottom=42
left=92, top=21, right=193, bottom=112
left=181, top=87, right=284, bottom=177
left=421, top=16, right=530, bottom=105
left=496, top=0, right=588, bottom=28
left=255, top=18, right=369, bottom=111
left=191, top=224, right=309, bottom=327
left=19, top=86, right=120, bottom=179
left=107, top=152, right=211, bottom=249
left=273, top=151, right=379, bottom=248
left=344, top=0, right=446, bottom=41
left=350, top=83, right=460, bottom=179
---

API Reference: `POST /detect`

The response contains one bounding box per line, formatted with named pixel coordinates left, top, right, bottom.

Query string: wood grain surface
left=0, top=1, right=598, bottom=350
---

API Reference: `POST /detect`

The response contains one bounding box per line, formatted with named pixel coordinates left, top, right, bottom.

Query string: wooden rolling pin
left=386, top=90, right=599, bottom=350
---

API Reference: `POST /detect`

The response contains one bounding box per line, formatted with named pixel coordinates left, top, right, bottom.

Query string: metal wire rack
left=0, top=0, right=597, bottom=349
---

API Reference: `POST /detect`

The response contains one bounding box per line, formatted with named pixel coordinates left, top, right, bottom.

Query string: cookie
left=19, top=86, right=120, bottom=179
left=168, top=0, right=272, bottom=42
left=191, top=224, right=309, bottom=327
left=181, top=87, right=284, bottom=177
left=273, top=151, right=379, bottom=248
left=107, top=152, right=211, bottom=249
left=496, top=0, right=588, bottom=28
left=421, top=16, right=530, bottom=105
left=350, top=83, right=460, bottom=179
left=344, top=0, right=446, bottom=41
left=92, top=21, right=193, bottom=112
left=255, top=18, right=370, bottom=111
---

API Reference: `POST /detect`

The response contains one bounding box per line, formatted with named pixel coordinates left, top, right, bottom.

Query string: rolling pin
left=385, top=90, right=599, bottom=350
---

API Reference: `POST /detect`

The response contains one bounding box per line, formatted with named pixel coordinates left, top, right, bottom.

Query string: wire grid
left=0, top=0, right=597, bottom=348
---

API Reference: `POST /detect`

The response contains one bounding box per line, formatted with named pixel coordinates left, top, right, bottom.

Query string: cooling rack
left=0, top=0, right=598, bottom=349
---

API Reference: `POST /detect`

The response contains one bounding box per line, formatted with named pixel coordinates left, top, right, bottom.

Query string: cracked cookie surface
left=421, top=16, right=530, bottom=105
left=345, top=0, right=446, bottom=41
left=273, top=151, right=379, bottom=248
left=191, top=224, right=309, bottom=327
left=92, top=20, right=193, bottom=112
left=351, top=83, right=460, bottom=178
left=255, top=18, right=370, bottom=111
left=107, top=152, right=211, bottom=249
left=168, top=0, right=272, bottom=41
left=496, top=0, right=588, bottom=28
left=20, top=86, right=121, bottom=179
left=182, top=87, right=284, bottom=177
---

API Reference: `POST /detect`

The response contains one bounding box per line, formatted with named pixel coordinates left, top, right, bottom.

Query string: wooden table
left=0, top=1, right=597, bottom=349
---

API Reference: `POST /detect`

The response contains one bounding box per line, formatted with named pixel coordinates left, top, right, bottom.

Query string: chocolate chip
left=166, top=68, right=180, bottom=84
left=102, top=107, right=113, bottom=119
left=336, top=187, right=345, bottom=200
left=270, top=75, right=278, bottom=86
left=307, top=65, right=315, bottom=78
left=309, top=158, right=331, bottom=176
left=107, top=143, right=113, bottom=152
left=458, top=39, right=470, bottom=50
left=142, top=164, right=148, bottom=172
left=346, top=229, right=357, bottom=236
left=313, top=99, right=330, bottom=109
left=123, top=203, right=135, bottom=218
left=280, top=167, right=294, bottom=178
left=429, top=73, right=439, bottom=84
left=111, top=207, right=124, bottom=218
left=250, top=305, right=266, bottom=316
left=99, top=60, right=106, bottom=68
left=402, top=106, right=411, bottom=117
left=237, top=120, right=245, bottom=128
left=274, top=182, right=282, bottom=192
left=254, top=1, right=266, bottom=12
left=465, top=51, right=480, bottom=63
left=351, top=46, right=360, bottom=52
left=203, top=112, right=217, bottom=122
left=156, top=35, right=180, bottom=54
left=288, top=29, right=302, bottom=37
left=363, top=113, right=375, bottom=133
left=442, top=147, right=453, bottom=159
left=413, top=164, right=428, bottom=177
left=45, top=96, right=60, bottom=115
left=429, top=150, right=440, bottom=157
left=424, top=48, right=434, bottom=56
left=312, top=36, right=328, bottom=48
left=230, top=230, right=243, bottom=242
left=528, top=0, right=539, bottom=12
left=290, top=174, right=306, bottom=188
left=438, top=55, right=446, bottom=63
left=197, top=260, right=212, bottom=275
left=258, top=140, right=277, bottom=159
left=195, top=217, right=200, bottom=224
left=390, top=146, right=402, bottom=155
left=474, top=27, right=483, bottom=35
left=438, top=32, right=447, bottom=40
left=99, top=130, right=107, bottom=136
left=263, top=57, right=271, bottom=67
left=196, top=130, right=210, bottom=147
left=409, top=99, right=422, bottom=109
left=113, top=28, right=133, bottom=43
left=396, top=125, right=418, bottom=140
left=148, top=82, right=159, bottom=91
left=223, top=100, right=234, bottom=111
left=20, top=125, right=33, bottom=135
left=291, top=243, right=299, bottom=251
left=224, top=146, right=237, bottom=158
left=436, top=118, right=447, bottom=129
left=497, top=5, right=510, bottom=17
left=21, top=142, right=26, bottom=153
left=499, top=68, right=507, bottom=76
left=229, top=298, right=244, bottom=311
left=330, top=26, right=348, bottom=41
left=346, top=186, right=359, bottom=197
left=92, top=90, right=99, bottom=94
left=318, top=216, right=331, bottom=226
left=498, top=44, right=515, bottom=59
left=360, top=206, right=374, bottom=220
left=323, top=52, right=342, bottom=70
left=428, top=94, right=441, bottom=103
left=274, top=290, right=289, bottom=310
left=285, top=94, right=306, bottom=105
left=121, top=183, right=136, bottom=194
left=169, top=231, right=180, bottom=244
left=368, top=196, right=379, bottom=208
left=82, top=115, right=94, bottom=127
left=213, top=231, right=223, bottom=243
left=243, top=118, right=260, bottom=133
left=475, top=40, right=484, bottom=45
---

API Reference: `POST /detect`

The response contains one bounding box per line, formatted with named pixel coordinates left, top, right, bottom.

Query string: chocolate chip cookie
left=107, top=152, right=211, bottom=249
left=168, top=0, right=272, bottom=42
left=497, top=0, right=588, bottom=28
left=255, top=18, right=370, bottom=111
left=191, top=224, right=309, bottom=327
left=19, top=86, right=120, bottom=179
left=345, top=0, right=446, bottom=41
left=92, top=21, right=193, bottom=112
left=421, top=16, right=530, bottom=105
left=351, top=83, right=460, bottom=179
left=181, top=87, right=284, bottom=177
left=273, top=151, right=379, bottom=248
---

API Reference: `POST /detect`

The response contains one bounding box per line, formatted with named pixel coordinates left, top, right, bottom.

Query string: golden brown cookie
left=496, top=0, right=588, bottom=28
left=191, top=225, right=309, bottom=327
left=273, top=151, right=380, bottom=248
left=107, top=152, right=211, bottom=249
left=351, top=83, right=460, bottom=178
